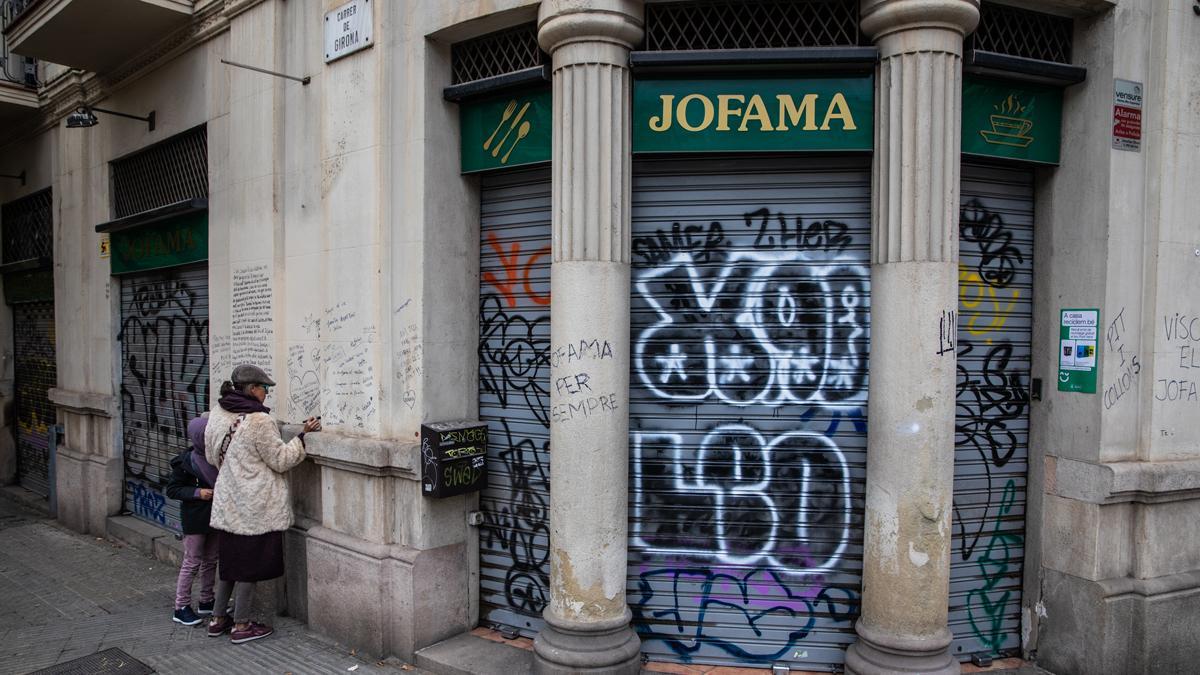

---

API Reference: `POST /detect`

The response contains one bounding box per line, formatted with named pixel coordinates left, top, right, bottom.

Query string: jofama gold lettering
left=776, top=94, right=820, bottom=131
left=648, top=92, right=858, bottom=133
left=677, top=93, right=714, bottom=132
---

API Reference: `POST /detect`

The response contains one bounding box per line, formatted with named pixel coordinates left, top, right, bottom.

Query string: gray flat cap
left=231, top=364, right=276, bottom=387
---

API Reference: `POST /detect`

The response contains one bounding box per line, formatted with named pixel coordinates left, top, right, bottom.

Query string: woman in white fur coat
left=203, top=364, right=320, bottom=644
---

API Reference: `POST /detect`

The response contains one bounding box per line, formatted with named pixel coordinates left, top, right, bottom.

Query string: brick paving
left=0, top=495, right=422, bottom=675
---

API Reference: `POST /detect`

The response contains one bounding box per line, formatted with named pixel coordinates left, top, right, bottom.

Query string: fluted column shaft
left=533, top=2, right=644, bottom=673
left=846, top=2, right=979, bottom=674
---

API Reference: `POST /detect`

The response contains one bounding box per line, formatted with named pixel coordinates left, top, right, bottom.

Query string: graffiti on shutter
left=119, top=266, right=210, bottom=532
left=12, top=302, right=56, bottom=497
left=628, top=158, right=870, bottom=667
left=477, top=168, right=553, bottom=634
left=950, top=163, right=1033, bottom=660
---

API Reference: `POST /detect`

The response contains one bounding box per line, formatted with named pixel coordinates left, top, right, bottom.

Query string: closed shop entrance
left=105, top=125, right=210, bottom=532
left=2, top=188, right=56, bottom=498
left=117, top=263, right=210, bottom=532
left=477, top=166, right=553, bottom=635
left=11, top=300, right=56, bottom=497
left=950, top=162, right=1034, bottom=661
left=627, top=157, right=871, bottom=668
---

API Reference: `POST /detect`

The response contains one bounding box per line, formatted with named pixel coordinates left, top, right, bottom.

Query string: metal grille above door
left=110, top=126, right=208, bottom=219
left=950, top=163, right=1034, bottom=661
left=1, top=188, right=53, bottom=264
left=12, top=301, right=56, bottom=497
left=451, top=23, right=543, bottom=85
left=968, top=2, right=1073, bottom=64
left=119, top=265, right=210, bottom=532
left=477, top=167, right=553, bottom=635
left=628, top=157, right=870, bottom=669
left=644, top=0, right=863, bottom=51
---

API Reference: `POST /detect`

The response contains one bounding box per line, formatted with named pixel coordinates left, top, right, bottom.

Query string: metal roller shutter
left=629, top=157, right=871, bottom=669
left=951, top=163, right=1034, bottom=660
left=477, top=167, right=553, bottom=634
left=12, top=301, right=56, bottom=497
left=119, top=265, right=210, bottom=533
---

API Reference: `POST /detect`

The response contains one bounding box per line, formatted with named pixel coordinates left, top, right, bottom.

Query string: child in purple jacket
left=164, top=416, right=221, bottom=625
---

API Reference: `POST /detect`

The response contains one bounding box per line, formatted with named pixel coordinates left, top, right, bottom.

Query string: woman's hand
left=302, top=417, right=322, bottom=433
left=199, top=488, right=214, bottom=501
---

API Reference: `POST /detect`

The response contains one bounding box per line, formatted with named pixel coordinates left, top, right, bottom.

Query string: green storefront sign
left=3, top=267, right=53, bottom=304
left=110, top=212, right=208, bottom=275
left=459, top=74, right=1063, bottom=167
left=962, top=76, right=1063, bottom=165
left=632, top=77, right=873, bottom=153
left=460, top=89, right=552, bottom=173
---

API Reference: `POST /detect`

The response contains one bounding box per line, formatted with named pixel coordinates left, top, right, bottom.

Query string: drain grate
left=27, top=648, right=154, bottom=675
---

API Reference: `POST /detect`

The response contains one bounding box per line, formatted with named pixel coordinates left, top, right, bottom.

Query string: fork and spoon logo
left=484, top=99, right=533, bottom=164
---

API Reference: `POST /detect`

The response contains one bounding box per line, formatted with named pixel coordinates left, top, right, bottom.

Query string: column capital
left=538, top=0, right=644, bottom=67
left=861, top=0, right=979, bottom=56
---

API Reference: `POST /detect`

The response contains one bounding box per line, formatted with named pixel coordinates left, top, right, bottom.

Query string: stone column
left=533, top=2, right=643, bottom=673
left=844, top=2, right=979, bottom=674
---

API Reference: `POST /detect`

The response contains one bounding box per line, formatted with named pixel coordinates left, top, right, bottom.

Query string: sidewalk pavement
left=0, top=491, right=423, bottom=675
left=0, top=488, right=1054, bottom=675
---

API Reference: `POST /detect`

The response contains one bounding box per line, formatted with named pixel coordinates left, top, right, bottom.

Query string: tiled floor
left=469, top=626, right=1041, bottom=675
left=0, top=489, right=1046, bottom=675
left=0, top=493, right=421, bottom=675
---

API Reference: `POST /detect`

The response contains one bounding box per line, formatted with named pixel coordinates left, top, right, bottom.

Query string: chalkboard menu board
left=420, top=420, right=487, bottom=498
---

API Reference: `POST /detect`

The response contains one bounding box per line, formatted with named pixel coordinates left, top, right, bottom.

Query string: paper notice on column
left=231, top=262, right=275, bottom=377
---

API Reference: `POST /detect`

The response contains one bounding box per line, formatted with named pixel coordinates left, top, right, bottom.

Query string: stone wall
left=1030, top=1, right=1200, bottom=672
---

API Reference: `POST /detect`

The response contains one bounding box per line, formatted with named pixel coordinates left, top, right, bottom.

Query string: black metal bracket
left=442, top=65, right=550, bottom=103
left=965, top=50, right=1087, bottom=87
left=92, top=107, right=156, bottom=132
left=0, top=170, right=26, bottom=186
left=94, top=198, right=207, bottom=234
left=220, top=58, right=311, bottom=86
left=630, top=47, right=879, bottom=76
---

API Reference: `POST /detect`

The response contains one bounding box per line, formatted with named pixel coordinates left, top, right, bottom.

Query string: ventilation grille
left=2, top=188, right=52, bottom=265
left=644, top=0, right=862, bottom=51
left=451, top=23, right=544, bottom=85
left=111, top=126, right=208, bottom=219
left=969, top=2, right=1073, bottom=64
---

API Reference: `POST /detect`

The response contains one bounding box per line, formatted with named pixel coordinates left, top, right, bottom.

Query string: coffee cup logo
left=980, top=94, right=1034, bottom=148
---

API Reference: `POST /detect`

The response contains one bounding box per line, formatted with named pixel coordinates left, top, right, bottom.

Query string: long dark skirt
left=217, top=529, right=285, bottom=582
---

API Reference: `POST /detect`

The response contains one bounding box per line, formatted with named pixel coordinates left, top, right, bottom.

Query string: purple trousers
left=175, top=533, right=219, bottom=610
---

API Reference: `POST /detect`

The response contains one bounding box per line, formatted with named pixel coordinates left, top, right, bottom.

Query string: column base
left=306, top=525, right=470, bottom=660
left=844, top=620, right=959, bottom=675
left=533, top=608, right=642, bottom=674
left=55, top=446, right=122, bottom=536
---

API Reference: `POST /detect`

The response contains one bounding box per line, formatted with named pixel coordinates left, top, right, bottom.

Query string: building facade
left=0, top=0, right=1197, bottom=673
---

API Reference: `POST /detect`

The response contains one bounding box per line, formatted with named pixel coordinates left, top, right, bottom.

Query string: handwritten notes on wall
left=232, top=263, right=274, bottom=371
left=287, top=343, right=322, bottom=419
left=210, top=334, right=232, bottom=385
left=323, top=335, right=378, bottom=431
left=211, top=262, right=387, bottom=433
left=280, top=299, right=382, bottom=433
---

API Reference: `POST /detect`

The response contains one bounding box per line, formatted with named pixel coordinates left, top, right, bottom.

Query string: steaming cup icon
left=980, top=113, right=1035, bottom=148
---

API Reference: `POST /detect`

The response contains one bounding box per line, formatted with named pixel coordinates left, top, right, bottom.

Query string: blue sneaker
left=173, top=606, right=203, bottom=626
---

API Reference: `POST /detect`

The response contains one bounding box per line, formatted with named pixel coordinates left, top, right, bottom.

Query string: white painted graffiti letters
left=632, top=425, right=851, bottom=574
left=633, top=249, right=867, bottom=407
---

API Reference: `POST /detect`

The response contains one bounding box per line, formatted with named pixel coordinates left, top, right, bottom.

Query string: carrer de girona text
left=648, top=93, right=859, bottom=133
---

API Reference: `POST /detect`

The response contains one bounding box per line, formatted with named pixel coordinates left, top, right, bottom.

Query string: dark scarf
left=218, top=390, right=271, bottom=414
